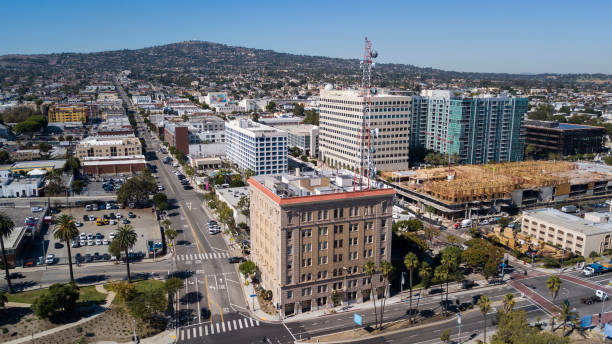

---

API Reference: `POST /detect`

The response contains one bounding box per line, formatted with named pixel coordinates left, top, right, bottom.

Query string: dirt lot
left=45, top=206, right=161, bottom=265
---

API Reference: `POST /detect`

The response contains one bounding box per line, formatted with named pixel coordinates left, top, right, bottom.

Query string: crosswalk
left=179, top=317, right=260, bottom=340
left=174, top=252, right=229, bottom=261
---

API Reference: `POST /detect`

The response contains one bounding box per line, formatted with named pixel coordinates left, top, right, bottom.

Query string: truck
left=583, top=261, right=612, bottom=276
left=561, top=205, right=577, bottom=213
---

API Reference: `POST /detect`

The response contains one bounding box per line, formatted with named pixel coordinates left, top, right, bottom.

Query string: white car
left=103, top=239, right=109, bottom=245
left=109, top=232, right=116, bottom=239
left=75, top=222, right=84, bottom=227
left=45, top=254, right=55, bottom=264
left=116, top=213, right=122, bottom=219
left=79, top=233, right=86, bottom=240
left=88, top=239, right=94, bottom=246
left=31, top=206, right=44, bottom=212
left=87, top=233, right=94, bottom=240
left=80, top=240, right=86, bottom=246
left=96, top=239, right=102, bottom=245
left=110, top=220, right=117, bottom=225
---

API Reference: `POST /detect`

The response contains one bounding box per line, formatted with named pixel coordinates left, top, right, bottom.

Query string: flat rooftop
left=11, top=160, right=66, bottom=171
left=250, top=170, right=392, bottom=201
left=216, top=186, right=249, bottom=208
left=524, top=208, right=612, bottom=236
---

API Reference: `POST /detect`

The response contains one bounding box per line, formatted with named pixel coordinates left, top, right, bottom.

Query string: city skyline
left=1, top=0, right=611, bottom=74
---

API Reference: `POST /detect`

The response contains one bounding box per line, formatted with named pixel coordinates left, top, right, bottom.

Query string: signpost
left=250, top=293, right=257, bottom=311
left=457, top=313, right=462, bottom=343
left=353, top=313, right=363, bottom=326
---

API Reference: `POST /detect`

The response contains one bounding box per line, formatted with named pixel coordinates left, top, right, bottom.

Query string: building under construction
left=386, top=160, right=612, bottom=220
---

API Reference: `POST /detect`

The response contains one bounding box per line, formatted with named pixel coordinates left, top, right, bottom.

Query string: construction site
left=386, top=160, right=612, bottom=220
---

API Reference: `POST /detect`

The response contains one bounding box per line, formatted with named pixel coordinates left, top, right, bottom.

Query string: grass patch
left=7, top=285, right=106, bottom=305
left=106, top=279, right=165, bottom=305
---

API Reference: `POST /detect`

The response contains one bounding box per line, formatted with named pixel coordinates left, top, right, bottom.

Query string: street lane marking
left=233, top=319, right=237, bottom=330
left=186, top=328, right=190, bottom=339
left=238, top=319, right=243, bottom=329
left=249, top=318, right=254, bottom=326
left=255, top=319, right=260, bottom=326
left=216, top=323, right=220, bottom=333
left=221, top=321, right=226, bottom=332
left=210, top=324, right=214, bottom=334
left=192, top=327, right=196, bottom=337
left=205, top=325, right=208, bottom=335
left=199, top=326, right=202, bottom=337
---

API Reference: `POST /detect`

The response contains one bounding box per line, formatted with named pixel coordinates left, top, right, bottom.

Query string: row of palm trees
left=0, top=212, right=139, bottom=294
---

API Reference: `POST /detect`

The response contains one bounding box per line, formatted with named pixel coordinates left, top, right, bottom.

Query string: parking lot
left=44, top=204, right=161, bottom=265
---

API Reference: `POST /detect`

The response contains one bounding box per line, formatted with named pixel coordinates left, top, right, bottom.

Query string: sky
left=1, top=0, right=611, bottom=74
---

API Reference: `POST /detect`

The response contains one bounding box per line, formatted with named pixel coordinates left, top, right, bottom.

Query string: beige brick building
left=249, top=171, right=394, bottom=315
left=75, top=136, right=142, bottom=159
left=319, top=88, right=411, bottom=172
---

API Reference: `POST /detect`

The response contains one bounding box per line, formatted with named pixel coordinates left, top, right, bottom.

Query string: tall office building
left=410, top=91, right=528, bottom=164
left=319, top=88, right=411, bottom=172
left=225, top=119, right=287, bottom=175
left=249, top=170, right=394, bottom=315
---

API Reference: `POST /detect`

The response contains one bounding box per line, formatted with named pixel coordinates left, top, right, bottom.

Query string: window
left=350, top=251, right=358, bottom=260
left=349, top=224, right=359, bottom=232
left=302, top=229, right=312, bottom=237
left=287, top=291, right=293, bottom=298
left=381, top=247, right=385, bottom=256
left=381, top=219, right=387, bottom=228
left=318, top=241, right=328, bottom=250
left=302, top=287, right=312, bottom=296
left=334, top=225, right=344, bottom=234
left=287, top=275, right=292, bottom=284
left=334, top=239, right=343, bottom=248
left=349, top=237, right=358, bottom=246
left=366, top=222, right=373, bottom=230
left=302, top=244, right=312, bottom=252
left=288, top=262, right=292, bottom=270
left=349, top=206, right=359, bottom=217
left=287, top=246, right=292, bottom=255
left=287, top=231, right=292, bottom=240
left=318, top=227, right=328, bottom=236
left=317, top=285, right=328, bottom=293
left=318, top=256, right=328, bottom=265
left=307, top=273, right=312, bottom=281
left=302, top=258, right=312, bottom=267
left=364, top=235, right=373, bottom=244
left=381, top=234, right=386, bottom=241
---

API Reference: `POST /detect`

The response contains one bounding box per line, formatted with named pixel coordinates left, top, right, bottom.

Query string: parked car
left=89, top=215, right=95, bottom=221
left=71, top=240, right=79, bottom=248
left=83, top=215, right=90, bottom=221
left=45, top=254, right=55, bottom=264
left=75, top=253, right=83, bottom=263
left=88, top=239, right=94, bottom=246
left=109, top=232, right=116, bottom=239
left=110, top=220, right=117, bottom=225
left=31, top=206, right=44, bottom=212
left=128, top=212, right=136, bottom=218
left=95, top=239, right=102, bottom=245
left=103, top=239, right=109, bottom=245
left=116, top=213, right=123, bottom=219
left=228, top=256, right=246, bottom=264
left=122, top=218, right=130, bottom=224
left=54, top=242, right=63, bottom=249
left=93, top=252, right=101, bottom=260
left=85, top=254, right=93, bottom=263
left=75, top=221, right=83, bottom=227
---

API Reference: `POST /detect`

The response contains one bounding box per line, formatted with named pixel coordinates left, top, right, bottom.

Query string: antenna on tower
left=354, top=37, right=378, bottom=191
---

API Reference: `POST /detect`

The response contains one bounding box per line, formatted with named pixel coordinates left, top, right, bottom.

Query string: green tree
left=503, top=293, right=515, bottom=313
left=434, top=265, right=449, bottom=315
left=0, top=150, right=11, bottom=164
left=440, top=328, right=451, bottom=343
left=265, top=101, right=277, bottom=112
left=116, top=225, right=138, bottom=282
left=117, top=174, right=156, bottom=205
left=108, top=239, right=122, bottom=260
left=127, top=288, right=167, bottom=323
left=498, top=217, right=511, bottom=228
left=153, top=192, right=168, bottom=210
left=478, top=295, right=491, bottom=343
left=378, top=260, right=394, bottom=328
left=164, top=277, right=183, bottom=296
left=161, top=219, right=172, bottom=229
left=363, top=261, right=379, bottom=328
left=404, top=252, right=419, bottom=322
left=38, top=142, right=51, bottom=153
left=53, top=214, right=78, bottom=283
left=164, top=229, right=178, bottom=252
left=415, top=262, right=431, bottom=319
left=293, top=103, right=304, bottom=116
left=0, top=213, right=15, bottom=293
left=107, top=281, right=137, bottom=301
left=546, top=275, right=562, bottom=329
left=71, top=180, right=85, bottom=194
left=303, top=109, right=319, bottom=125
left=237, top=195, right=250, bottom=217
left=557, top=299, right=579, bottom=336
left=239, top=260, right=257, bottom=279
left=31, top=283, right=79, bottom=319
left=492, top=309, right=570, bottom=344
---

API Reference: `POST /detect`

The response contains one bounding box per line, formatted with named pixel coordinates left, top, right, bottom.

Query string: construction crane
left=354, top=37, right=378, bottom=191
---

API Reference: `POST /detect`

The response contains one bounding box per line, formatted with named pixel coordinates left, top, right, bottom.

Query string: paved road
left=127, top=93, right=295, bottom=343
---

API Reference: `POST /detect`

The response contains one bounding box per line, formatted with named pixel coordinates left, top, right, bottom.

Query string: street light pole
left=400, top=272, right=405, bottom=301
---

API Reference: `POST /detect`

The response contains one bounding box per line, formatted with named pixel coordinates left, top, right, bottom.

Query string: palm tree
left=0, top=213, right=15, bottom=293
left=404, top=252, right=419, bottom=322
left=557, top=299, right=579, bottom=336
left=378, top=260, right=395, bottom=329
left=363, top=261, right=378, bottom=329
left=116, top=225, right=138, bottom=283
left=546, top=275, right=562, bottom=329
left=160, top=219, right=171, bottom=229
left=53, top=214, right=79, bottom=283
left=440, top=255, right=456, bottom=311
left=415, top=262, right=431, bottom=320
left=502, top=293, right=515, bottom=313
left=164, top=229, right=178, bottom=252
left=478, top=295, right=491, bottom=343
left=434, top=266, right=449, bottom=316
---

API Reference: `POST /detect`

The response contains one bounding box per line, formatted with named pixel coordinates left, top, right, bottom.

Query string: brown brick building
left=81, top=156, right=146, bottom=176
left=164, top=125, right=189, bottom=155
left=249, top=171, right=394, bottom=315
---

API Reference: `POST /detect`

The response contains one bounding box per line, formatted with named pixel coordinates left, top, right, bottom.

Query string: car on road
left=54, top=242, right=63, bottom=249
left=158, top=185, right=164, bottom=191
left=102, top=253, right=111, bottom=260
left=582, top=295, right=602, bottom=305
left=228, top=256, right=246, bottom=264
left=93, top=252, right=101, bottom=260
left=31, top=206, right=44, bottom=212
left=75, top=253, right=83, bottom=263
left=45, top=254, right=55, bottom=264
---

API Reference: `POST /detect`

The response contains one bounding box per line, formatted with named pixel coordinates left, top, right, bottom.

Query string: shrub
left=31, top=283, right=80, bottom=319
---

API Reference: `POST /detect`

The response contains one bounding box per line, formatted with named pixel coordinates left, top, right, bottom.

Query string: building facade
left=522, top=208, right=612, bottom=256
left=249, top=171, right=394, bottom=315
left=319, top=89, right=411, bottom=172
left=164, top=125, right=189, bottom=155
left=524, top=120, right=607, bottom=157
left=281, top=125, right=319, bottom=157
left=410, top=92, right=528, bottom=164
left=225, top=119, right=287, bottom=175
left=75, top=136, right=142, bottom=159
left=48, top=105, right=88, bottom=123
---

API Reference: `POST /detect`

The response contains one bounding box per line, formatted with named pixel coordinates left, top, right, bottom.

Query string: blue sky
left=2, top=0, right=611, bottom=74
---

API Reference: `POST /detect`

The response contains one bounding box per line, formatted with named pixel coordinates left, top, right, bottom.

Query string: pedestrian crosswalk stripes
left=179, top=318, right=260, bottom=339
left=174, top=252, right=229, bottom=261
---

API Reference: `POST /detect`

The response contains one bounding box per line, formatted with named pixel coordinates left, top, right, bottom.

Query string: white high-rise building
left=225, top=119, right=288, bottom=175
left=319, top=88, right=411, bottom=172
